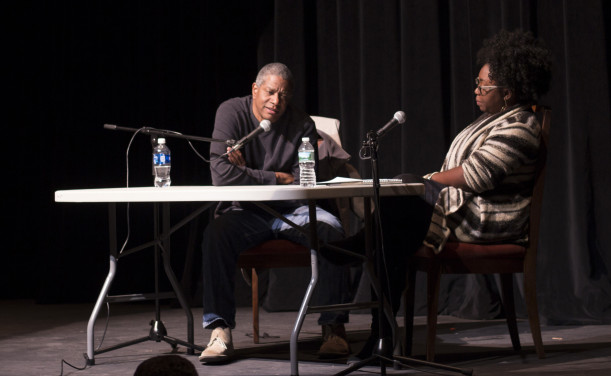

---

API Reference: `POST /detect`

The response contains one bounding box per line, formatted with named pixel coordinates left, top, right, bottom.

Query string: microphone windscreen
left=394, top=111, right=406, bottom=124
left=260, top=120, right=272, bottom=132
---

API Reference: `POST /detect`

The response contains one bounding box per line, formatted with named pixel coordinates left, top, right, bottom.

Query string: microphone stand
left=89, top=123, right=231, bottom=363
left=103, top=123, right=236, bottom=146
left=104, top=123, right=235, bottom=176
left=334, top=131, right=471, bottom=376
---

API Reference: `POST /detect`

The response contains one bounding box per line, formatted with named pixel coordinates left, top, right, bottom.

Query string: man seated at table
left=199, top=62, right=352, bottom=363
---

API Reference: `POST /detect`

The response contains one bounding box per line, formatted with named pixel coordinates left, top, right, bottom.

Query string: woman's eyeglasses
left=475, top=77, right=504, bottom=95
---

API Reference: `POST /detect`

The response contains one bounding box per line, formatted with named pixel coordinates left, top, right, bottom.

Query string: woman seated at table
left=343, top=29, right=553, bottom=361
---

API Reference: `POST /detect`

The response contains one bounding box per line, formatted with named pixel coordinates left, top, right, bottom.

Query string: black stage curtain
left=6, top=0, right=610, bottom=325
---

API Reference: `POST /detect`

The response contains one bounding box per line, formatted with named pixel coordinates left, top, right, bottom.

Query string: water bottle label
left=298, top=151, right=314, bottom=162
left=153, top=153, right=171, bottom=165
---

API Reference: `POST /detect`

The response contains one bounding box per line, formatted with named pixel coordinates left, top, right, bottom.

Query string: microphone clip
left=359, top=131, right=378, bottom=160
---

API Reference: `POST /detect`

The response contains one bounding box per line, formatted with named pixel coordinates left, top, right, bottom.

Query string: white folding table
left=55, top=183, right=424, bottom=375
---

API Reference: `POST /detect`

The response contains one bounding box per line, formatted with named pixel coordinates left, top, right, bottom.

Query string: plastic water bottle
left=298, top=137, right=316, bottom=187
left=153, top=138, right=171, bottom=187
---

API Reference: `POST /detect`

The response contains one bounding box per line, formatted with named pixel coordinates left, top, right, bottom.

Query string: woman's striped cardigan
left=423, top=105, right=541, bottom=253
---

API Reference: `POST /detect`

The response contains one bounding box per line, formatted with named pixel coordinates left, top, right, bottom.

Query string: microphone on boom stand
left=335, top=110, right=472, bottom=376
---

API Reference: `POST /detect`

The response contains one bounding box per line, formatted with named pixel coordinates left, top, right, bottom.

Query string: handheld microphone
left=375, top=111, right=406, bottom=138
left=226, top=120, right=272, bottom=154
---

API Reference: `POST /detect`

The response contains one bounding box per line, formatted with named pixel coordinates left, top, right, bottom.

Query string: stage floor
left=1, top=300, right=610, bottom=375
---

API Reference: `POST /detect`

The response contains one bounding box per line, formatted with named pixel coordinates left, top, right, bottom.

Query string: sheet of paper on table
left=317, top=177, right=404, bottom=185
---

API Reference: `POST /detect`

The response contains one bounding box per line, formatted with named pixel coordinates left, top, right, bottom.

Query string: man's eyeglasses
left=475, top=77, right=504, bottom=95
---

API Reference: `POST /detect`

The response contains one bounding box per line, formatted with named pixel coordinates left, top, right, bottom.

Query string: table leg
left=86, top=256, right=116, bottom=365
left=290, top=200, right=319, bottom=376
left=86, top=203, right=118, bottom=365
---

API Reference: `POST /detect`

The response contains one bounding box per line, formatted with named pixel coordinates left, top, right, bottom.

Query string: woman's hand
left=430, top=166, right=469, bottom=190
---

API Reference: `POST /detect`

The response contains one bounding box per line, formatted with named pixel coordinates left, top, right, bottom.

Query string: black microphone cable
left=58, top=302, right=111, bottom=375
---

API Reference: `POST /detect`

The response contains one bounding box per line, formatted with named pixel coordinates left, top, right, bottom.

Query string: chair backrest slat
left=526, top=105, right=551, bottom=270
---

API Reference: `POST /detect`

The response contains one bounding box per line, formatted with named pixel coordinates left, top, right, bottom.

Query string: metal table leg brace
left=85, top=202, right=210, bottom=365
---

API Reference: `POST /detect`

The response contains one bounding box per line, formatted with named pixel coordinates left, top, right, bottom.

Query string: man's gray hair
left=255, top=62, right=294, bottom=88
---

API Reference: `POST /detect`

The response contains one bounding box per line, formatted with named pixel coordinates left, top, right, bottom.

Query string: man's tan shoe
left=199, top=327, right=234, bottom=363
left=318, top=324, right=350, bottom=358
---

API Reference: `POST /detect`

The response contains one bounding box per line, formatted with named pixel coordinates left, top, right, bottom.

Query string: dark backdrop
left=5, top=0, right=611, bottom=325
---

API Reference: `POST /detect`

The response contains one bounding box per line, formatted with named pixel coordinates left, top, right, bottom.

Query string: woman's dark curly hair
left=477, top=29, right=552, bottom=104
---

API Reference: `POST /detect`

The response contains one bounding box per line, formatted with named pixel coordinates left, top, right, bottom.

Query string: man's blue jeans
left=202, top=205, right=350, bottom=329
